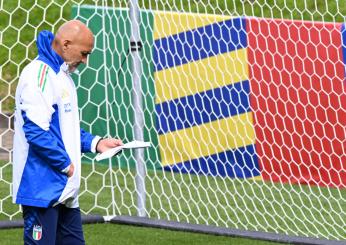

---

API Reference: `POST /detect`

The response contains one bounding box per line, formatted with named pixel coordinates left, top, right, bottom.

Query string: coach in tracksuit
left=13, top=20, right=123, bottom=244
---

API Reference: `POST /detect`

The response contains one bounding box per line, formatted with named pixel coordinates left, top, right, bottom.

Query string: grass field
left=1, top=161, right=346, bottom=241
left=1, top=0, right=346, bottom=244
left=0, top=223, right=285, bottom=245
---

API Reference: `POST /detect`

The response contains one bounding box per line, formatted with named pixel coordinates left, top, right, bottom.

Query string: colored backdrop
left=72, top=6, right=346, bottom=188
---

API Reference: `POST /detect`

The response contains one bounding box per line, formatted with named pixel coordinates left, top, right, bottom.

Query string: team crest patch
left=33, top=225, right=42, bottom=241
left=61, top=88, right=70, bottom=99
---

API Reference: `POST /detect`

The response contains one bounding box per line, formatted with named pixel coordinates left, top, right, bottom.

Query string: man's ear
left=62, top=40, right=71, bottom=51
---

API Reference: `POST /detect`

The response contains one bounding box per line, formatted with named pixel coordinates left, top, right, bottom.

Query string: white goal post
left=0, top=0, right=346, bottom=242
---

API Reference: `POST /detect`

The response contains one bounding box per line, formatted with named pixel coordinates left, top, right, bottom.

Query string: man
left=12, top=20, right=122, bottom=244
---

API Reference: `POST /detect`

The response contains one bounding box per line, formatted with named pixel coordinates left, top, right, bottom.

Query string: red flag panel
left=247, top=18, right=346, bottom=188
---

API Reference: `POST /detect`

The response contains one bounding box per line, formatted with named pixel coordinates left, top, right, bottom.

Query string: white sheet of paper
left=95, top=140, right=151, bottom=161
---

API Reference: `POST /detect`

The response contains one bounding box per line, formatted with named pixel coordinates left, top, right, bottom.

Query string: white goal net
left=1, top=0, right=346, bottom=241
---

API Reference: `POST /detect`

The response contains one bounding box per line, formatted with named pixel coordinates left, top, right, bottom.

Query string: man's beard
left=67, top=62, right=81, bottom=73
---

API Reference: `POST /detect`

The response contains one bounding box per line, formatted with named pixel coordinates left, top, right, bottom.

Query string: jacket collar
left=36, top=30, right=64, bottom=74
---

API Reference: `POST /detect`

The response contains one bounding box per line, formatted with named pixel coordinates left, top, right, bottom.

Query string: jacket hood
left=36, top=30, right=64, bottom=73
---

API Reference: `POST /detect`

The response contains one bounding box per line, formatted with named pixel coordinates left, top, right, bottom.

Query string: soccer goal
left=0, top=0, right=345, bottom=243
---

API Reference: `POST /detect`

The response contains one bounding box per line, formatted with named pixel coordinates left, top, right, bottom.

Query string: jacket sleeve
left=80, top=128, right=102, bottom=153
left=21, top=110, right=71, bottom=171
left=19, top=70, right=71, bottom=172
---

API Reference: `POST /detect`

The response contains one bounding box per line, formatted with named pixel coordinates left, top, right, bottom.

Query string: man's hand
left=67, top=163, right=74, bottom=177
left=97, top=138, right=123, bottom=153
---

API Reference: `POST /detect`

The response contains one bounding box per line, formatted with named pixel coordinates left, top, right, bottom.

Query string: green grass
left=1, top=0, right=346, bottom=112
left=1, top=161, right=346, bottom=241
left=0, top=223, right=286, bottom=245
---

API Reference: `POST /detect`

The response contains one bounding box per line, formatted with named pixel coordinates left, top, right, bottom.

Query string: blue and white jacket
left=13, top=31, right=101, bottom=208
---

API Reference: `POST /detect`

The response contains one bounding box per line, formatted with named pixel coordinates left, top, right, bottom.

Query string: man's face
left=62, top=36, right=94, bottom=72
